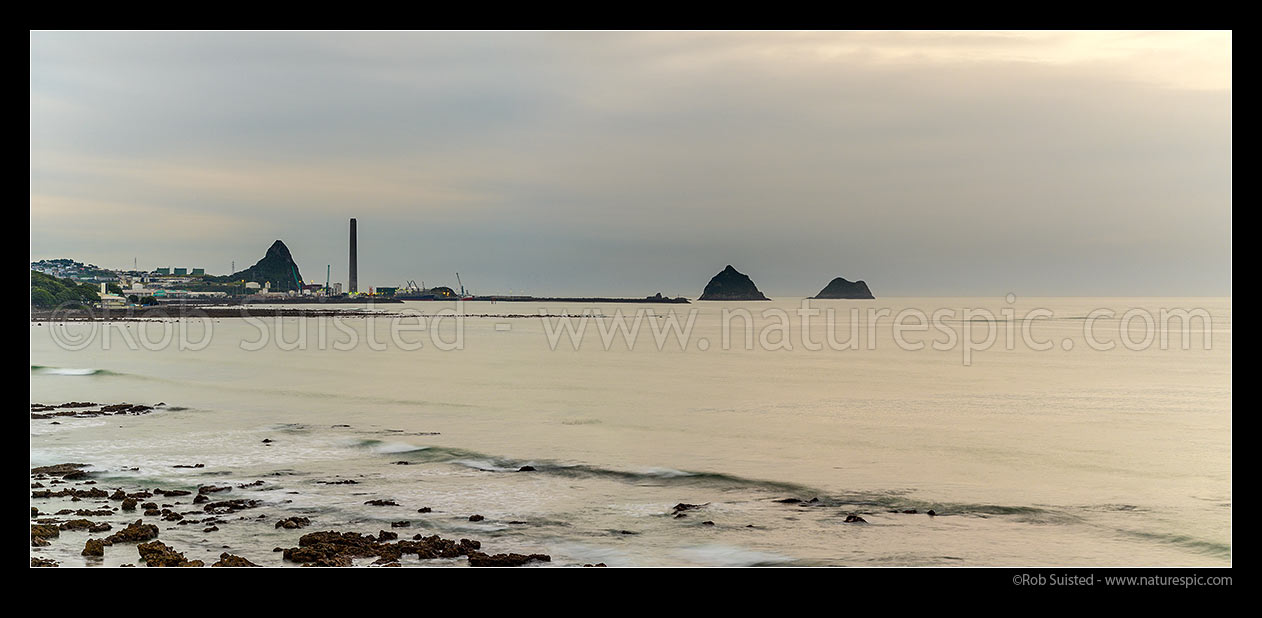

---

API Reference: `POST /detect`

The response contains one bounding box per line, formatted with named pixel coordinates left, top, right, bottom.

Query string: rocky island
left=812, top=277, right=874, bottom=299
left=698, top=265, right=769, bottom=301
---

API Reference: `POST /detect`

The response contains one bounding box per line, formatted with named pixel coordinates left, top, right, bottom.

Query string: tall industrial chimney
left=349, top=218, right=358, bottom=294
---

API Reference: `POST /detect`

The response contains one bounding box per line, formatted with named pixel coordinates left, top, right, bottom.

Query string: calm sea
left=29, top=297, right=1231, bottom=566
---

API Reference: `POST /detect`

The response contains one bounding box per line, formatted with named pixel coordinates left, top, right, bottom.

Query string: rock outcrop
left=812, top=277, right=874, bottom=299
left=698, top=265, right=769, bottom=301
left=218, top=240, right=305, bottom=291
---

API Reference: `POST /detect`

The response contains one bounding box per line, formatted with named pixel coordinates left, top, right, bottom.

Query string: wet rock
left=671, top=502, right=707, bottom=515
left=203, top=499, right=261, bottom=514
left=90, top=523, right=112, bottom=533
left=32, top=524, right=60, bottom=544
left=701, top=521, right=715, bottom=526
left=517, top=466, right=536, bottom=472
left=377, top=530, right=398, bottom=542
left=392, top=461, right=410, bottom=465
left=105, top=519, right=159, bottom=544
left=391, top=521, right=411, bottom=528
left=902, top=509, right=918, bottom=514
left=203, top=526, right=220, bottom=532
left=674, top=513, right=688, bottom=519
left=59, top=519, right=98, bottom=531
left=211, top=552, right=259, bottom=567
left=583, top=563, right=608, bottom=567
left=773, top=498, right=802, bottom=504
left=275, top=517, right=311, bottom=530
left=193, top=494, right=209, bottom=504
left=30, top=507, right=39, bottom=517
left=417, top=507, right=432, bottom=513
left=198, top=485, right=232, bottom=495
left=155, top=489, right=192, bottom=497
left=110, top=489, right=128, bottom=500
left=927, top=510, right=937, bottom=517
left=137, top=540, right=204, bottom=567
left=172, top=464, right=204, bottom=469
left=261, top=439, right=274, bottom=443
left=31, top=487, right=109, bottom=499
left=318, top=479, right=358, bottom=485
left=466, top=551, right=551, bottom=567
left=282, top=531, right=482, bottom=566
left=141, top=502, right=158, bottom=510
left=144, top=509, right=161, bottom=517
left=468, top=514, right=484, bottom=522
left=237, top=481, right=264, bottom=488
left=364, top=499, right=398, bottom=506
left=82, top=538, right=111, bottom=556
left=844, top=514, right=867, bottom=523
left=121, top=498, right=138, bottom=511
left=31, top=557, right=59, bottom=567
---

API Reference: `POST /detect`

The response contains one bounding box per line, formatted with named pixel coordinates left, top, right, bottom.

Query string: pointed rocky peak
left=699, top=265, right=769, bottom=301
left=227, top=240, right=304, bottom=291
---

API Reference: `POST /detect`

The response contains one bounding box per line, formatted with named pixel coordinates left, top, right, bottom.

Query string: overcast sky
left=30, top=31, right=1231, bottom=296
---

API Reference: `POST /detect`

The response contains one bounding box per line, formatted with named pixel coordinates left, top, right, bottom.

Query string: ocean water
left=29, top=297, right=1231, bottom=567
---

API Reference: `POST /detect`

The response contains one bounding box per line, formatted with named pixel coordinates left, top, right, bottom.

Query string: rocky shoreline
left=30, top=459, right=556, bottom=568
left=30, top=402, right=556, bottom=568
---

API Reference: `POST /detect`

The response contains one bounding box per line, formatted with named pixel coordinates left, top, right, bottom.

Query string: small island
left=812, top=276, right=874, bottom=299
left=698, top=265, right=769, bottom=301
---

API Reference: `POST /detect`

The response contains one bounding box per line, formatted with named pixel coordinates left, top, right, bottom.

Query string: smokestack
left=349, top=218, right=358, bottom=293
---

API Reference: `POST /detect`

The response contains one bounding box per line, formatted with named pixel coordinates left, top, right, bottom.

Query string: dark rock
left=701, top=521, right=715, bottom=526
left=773, top=498, right=802, bottom=504
left=583, top=562, right=608, bottom=567
left=31, top=557, right=59, bottom=567
left=318, top=479, right=358, bottom=485
left=82, top=538, right=111, bottom=556
left=282, top=530, right=482, bottom=566
left=171, top=464, right=204, bottom=469
left=105, top=519, right=159, bottom=543
left=517, top=466, right=536, bottom=472
left=261, top=439, right=274, bottom=443
left=364, top=499, right=398, bottom=507
left=417, top=507, right=432, bottom=513
left=203, top=526, right=219, bottom=532
left=468, top=514, right=484, bottom=522
left=203, top=499, right=261, bottom=514
left=59, top=519, right=98, bottom=531
left=812, top=276, right=875, bottom=300
left=211, top=552, right=259, bottom=567
left=698, top=265, right=769, bottom=301
left=466, top=551, right=551, bottom=567
left=217, top=240, right=306, bottom=292
left=193, top=494, right=209, bottom=504
left=276, top=517, right=311, bottom=530
left=391, top=521, right=411, bottom=528
left=198, top=485, right=232, bottom=495
left=844, top=514, right=867, bottom=523
left=377, top=530, right=398, bottom=542
left=32, top=524, right=60, bottom=543
left=137, top=540, right=203, bottom=567
left=927, top=510, right=937, bottom=516
left=902, top=509, right=918, bottom=514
